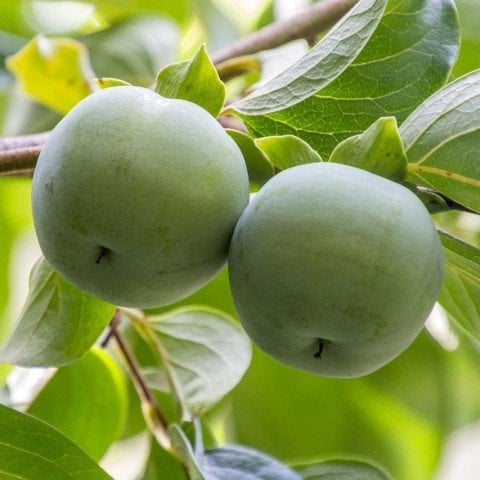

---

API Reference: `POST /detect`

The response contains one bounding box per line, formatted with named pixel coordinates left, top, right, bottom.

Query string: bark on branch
left=0, top=0, right=359, bottom=175
left=211, top=0, right=359, bottom=64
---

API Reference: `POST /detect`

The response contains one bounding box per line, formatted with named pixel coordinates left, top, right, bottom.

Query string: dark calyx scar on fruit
left=95, top=246, right=110, bottom=266
left=31, top=86, right=249, bottom=309
left=228, top=162, right=445, bottom=378
left=314, top=339, right=324, bottom=359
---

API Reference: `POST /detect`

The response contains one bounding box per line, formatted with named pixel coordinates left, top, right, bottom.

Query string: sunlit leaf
left=0, top=403, right=112, bottom=479
left=0, top=257, right=115, bottom=367
left=6, top=34, right=94, bottom=114
left=156, top=44, right=225, bottom=117
left=27, top=348, right=127, bottom=460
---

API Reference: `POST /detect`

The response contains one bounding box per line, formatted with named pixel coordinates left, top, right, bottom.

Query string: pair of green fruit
left=32, top=86, right=444, bottom=378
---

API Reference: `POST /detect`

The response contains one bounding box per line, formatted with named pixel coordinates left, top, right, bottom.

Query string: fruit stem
left=216, top=55, right=260, bottom=82
left=108, top=310, right=171, bottom=449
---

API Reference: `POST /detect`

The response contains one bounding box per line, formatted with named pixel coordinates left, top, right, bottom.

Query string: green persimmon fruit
left=228, top=162, right=444, bottom=378
left=32, top=86, right=249, bottom=308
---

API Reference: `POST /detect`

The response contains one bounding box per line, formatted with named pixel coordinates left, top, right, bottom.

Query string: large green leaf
left=235, top=0, right=459, bottom=159
left=437, top=231, right=480, bottom=346
left=203, top=445, right=301, bottom=480
left=6, top=34, right=95, bottom=114
left=84, top=15, right=179, bottom=87
left=0, top=257, right=116, bottom=367
left=145, top=307, right=251, bottom=421
left=155, top=45, right=225, bottom=117
left=233, top=0, right=386, bottom=114
left=296, top=459, right=392, bottom=479
left=0, top=403, right=111, bottom=479
left=27, top=348, right=127, bottom=461
left=401, top=70, right=480, bottom=213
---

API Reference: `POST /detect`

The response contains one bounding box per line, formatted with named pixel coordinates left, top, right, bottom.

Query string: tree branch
left=0, top=131, right=49, bottom=151
left=211, top=0, right=359, bottom=64
left=0, top=0, right=359, bottom=176
left=0, top=146, right=40, bottom=176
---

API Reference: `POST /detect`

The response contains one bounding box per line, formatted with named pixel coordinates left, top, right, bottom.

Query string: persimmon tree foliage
left=0, top=0, right=480, bottom=479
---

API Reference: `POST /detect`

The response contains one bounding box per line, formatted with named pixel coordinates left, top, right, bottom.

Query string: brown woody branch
left=211, top=0, right=359, bottom=64
left=0, top=0, right=358, bottom=176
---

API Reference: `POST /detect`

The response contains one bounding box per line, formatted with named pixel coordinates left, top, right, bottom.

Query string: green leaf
left=330, top=117, right=407, bottom=181
left=6, top=34, right=94, bottom=114
left=202, top=445, right=301, bottom=480
left=295, top=459, right=392, bottom=480
left=170, top=424, right=205, bottom=480
left=235, top=0, right=460, bottom=159
left=401, top=70, right=480, bottom=213
left=414, top=188, right=450, bottom=214
left=0, top=257, right=116, bottom=367
left=0, top=403, right=112, bottom=479
left=155, top=45, right=225, bottom=118
left=146, top=306, right=251, bottom=420
left=84, top=15, right=180, bottom=88
left=226, top=129, right=274, bottom=188
left=27, top=348, right=127, bottom=461
left=437, top=231, right=480, bottom=346
left=138, top=438, right=185, bottom=480
left=233, top=0, right=387, bottom=114
left=195, top=0, right=239, bottom=51
left=254, top=135, right=322, bottom=170
left=94, top=77, right=132, bottom=89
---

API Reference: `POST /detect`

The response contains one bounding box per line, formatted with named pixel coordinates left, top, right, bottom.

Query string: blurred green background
left=1, top=1, right=480, bottom=480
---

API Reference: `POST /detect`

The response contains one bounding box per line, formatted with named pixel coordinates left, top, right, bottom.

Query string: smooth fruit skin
left=228, top=163, right=444, bottom=378
left=32, top=86, right=249, bottom=308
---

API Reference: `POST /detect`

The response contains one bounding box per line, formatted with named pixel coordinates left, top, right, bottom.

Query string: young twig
left=108, top=311, right=171, bottom=447
left=211, top=0, right=359, bottom=64
left=0, top=146, right=40, bottom=176
left=0, top=131, right=49, bottom=150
